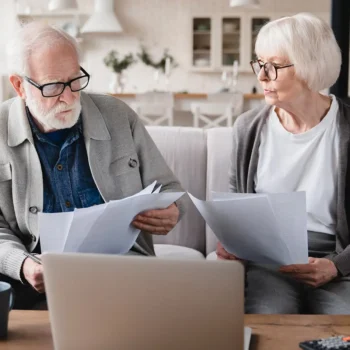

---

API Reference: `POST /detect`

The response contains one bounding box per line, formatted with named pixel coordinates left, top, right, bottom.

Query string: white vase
left=109, top=72, right=125, bottom=93
left=153, top=69, right=162, bottom=91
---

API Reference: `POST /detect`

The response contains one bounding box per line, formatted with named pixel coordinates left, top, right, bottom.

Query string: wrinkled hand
left=132, top=203, right=179, bottom=235
left=22, top=255, right=45, bottom=293
left=279, top=257, right=338, bottom=288
left=216, top=242, right=245, bottom=262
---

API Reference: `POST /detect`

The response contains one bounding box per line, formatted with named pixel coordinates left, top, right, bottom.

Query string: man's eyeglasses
left=250, top=60, right=294, bottom=81
left=24, top=66, right=90, bottom=98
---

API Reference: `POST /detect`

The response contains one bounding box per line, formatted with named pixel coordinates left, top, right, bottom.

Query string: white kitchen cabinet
left=220, top=17, right=242, bottom=67
left=190, top=12, right=328, bottom=73
left=191, top=16, right=215, bottom=71
left=191, top=13, right=271, bottom=72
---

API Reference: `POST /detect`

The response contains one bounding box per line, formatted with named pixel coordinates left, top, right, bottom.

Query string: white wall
left=2, top=0, right=331, bottom=97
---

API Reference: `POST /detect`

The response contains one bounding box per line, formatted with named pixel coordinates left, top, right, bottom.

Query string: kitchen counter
left=110, top=92, right=264, bottom=100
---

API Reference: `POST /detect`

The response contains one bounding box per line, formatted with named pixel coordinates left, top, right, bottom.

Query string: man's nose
left=59, top=85, right=77, bottom=105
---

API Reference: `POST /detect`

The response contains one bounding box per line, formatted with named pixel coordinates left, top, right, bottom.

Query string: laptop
left=42, top=253, right=250, bottom=350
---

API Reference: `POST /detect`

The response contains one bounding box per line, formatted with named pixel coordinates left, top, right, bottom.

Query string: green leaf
left=103, top=50, right=136, bottom=73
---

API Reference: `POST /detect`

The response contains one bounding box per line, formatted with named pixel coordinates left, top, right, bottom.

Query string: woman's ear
left=9, top=75, right=26, bottom=99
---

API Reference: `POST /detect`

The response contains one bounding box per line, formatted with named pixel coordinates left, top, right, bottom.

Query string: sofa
left=146, top=126, right=233, bottom=260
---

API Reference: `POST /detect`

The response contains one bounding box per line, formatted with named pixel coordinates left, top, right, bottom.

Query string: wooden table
left=248, top=315, right=350, bottom=350
left=1, top=311, right=349, bottom=349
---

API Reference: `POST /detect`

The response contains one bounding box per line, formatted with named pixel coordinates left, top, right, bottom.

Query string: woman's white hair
left=255, top=13, right=341, bottom=91
left=7, top=21, right=81, bottom=76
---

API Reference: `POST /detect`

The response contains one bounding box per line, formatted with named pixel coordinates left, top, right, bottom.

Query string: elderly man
left=0, top=22, right=185, bottom=309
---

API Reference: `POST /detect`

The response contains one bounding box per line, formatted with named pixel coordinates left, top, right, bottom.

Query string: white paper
left=63, top=203, right=108, bottom=253
left=189, top=192, right=307, bottom=265
left=39, top=211, right=74, bottom=253
left=212, top=191, right=308, bottom=263
left=78, top=192, right=184, bottom=254
left=61, top=181, right=158, bottom=252
left=38, top=180, right=183, bottom=255
left=266, top=192, right=308, bottom=264
left=244, top=327, right=252, bottom=350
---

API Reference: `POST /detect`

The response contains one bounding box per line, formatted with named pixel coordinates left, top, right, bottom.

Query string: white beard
left=25, top=88, right=81, bottom=132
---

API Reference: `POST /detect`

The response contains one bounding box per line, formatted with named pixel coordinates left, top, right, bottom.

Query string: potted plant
left=103, top=50, right=136, bottom=93
left=137, top=46, right=177, bottom=90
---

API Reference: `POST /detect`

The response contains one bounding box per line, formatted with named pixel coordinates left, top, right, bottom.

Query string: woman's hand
left=279, top=257, right=338, bottom=288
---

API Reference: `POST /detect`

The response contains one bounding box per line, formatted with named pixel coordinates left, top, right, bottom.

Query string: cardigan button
left=29, top=206, right=38, bottom=214
left=128, top=158, right=138, bottom=168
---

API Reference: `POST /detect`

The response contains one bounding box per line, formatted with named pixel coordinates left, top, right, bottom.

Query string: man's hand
left=216, top=242, right=245, bottom=262
left=132, top=203, right=179, bottom=235
left=22, top=256, right=45, bottom=293
left=279, top=257, right=338, bottom=288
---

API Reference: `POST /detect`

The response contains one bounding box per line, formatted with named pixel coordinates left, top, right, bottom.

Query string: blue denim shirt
left=26, top=108, right=104, bottom=215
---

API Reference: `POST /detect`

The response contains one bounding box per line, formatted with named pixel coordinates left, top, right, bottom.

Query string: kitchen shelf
left=223, top=49, right=239, bottom=53
left=223, top=31, right=240, bottom=35
left=192, top=17, right=212, bottom=67
left=221, top=17, right=241, bottom=66
left=110, top=92, right=265, bottom=100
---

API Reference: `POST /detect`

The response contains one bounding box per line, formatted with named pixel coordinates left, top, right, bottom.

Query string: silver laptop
left=43, top=253, right=247, bottom=350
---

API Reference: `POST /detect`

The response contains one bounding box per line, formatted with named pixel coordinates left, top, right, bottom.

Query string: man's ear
left=9, top=75, right=26, bottom=99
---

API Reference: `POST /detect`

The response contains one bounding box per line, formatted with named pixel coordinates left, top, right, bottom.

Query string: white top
left=255, top=96, right=339, bottom=235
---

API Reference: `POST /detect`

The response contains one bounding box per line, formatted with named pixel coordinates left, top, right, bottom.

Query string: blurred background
left=1, top=0, right=348, bottom=127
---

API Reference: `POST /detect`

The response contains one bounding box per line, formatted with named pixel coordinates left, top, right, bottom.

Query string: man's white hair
left=7, top=21, right=81, bottom=76
left=255, top=13, right=341, bottom=92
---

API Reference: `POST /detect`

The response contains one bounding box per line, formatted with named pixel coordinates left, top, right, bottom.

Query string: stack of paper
left=38, top=181, right=184, bottom=255
left=189, top=192, right=308, bottom=265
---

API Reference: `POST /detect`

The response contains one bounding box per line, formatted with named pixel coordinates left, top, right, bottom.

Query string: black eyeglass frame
left=250, top=60, right=294, bottom=81
left=23, top=66, right=90, bottom=98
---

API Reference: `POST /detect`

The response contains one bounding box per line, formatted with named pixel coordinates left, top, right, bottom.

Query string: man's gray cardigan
left=230, top=98, right=350, bottom=276
left=0, top=92, right=186, bottom=281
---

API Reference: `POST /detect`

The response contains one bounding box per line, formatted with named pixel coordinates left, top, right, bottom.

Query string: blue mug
left=0, top=282, right=14, bottom=338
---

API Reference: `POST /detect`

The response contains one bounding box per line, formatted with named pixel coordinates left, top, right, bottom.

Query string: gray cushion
left=155, top=244, right=205, bottom=260
left=147, top=127, right=207, bottom=254
left=206, top=251, right=218, bottom=260
left=206, top=128, right=233, bottom=255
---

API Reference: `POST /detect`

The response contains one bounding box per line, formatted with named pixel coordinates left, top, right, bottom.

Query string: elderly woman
left=217, top=13, right=350, bottom=314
